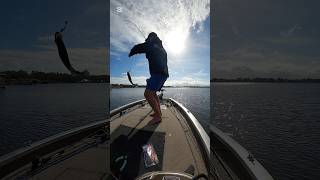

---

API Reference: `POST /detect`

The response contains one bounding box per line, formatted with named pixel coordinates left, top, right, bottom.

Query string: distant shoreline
left=211, top=78, right=320, bottom=83
left=0, top=70, right=109, bottom=85
left=111, top=84, right=209, bottom=88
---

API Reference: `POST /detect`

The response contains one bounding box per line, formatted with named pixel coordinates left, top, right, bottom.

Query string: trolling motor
left=159, top=89, right=165, bottom=101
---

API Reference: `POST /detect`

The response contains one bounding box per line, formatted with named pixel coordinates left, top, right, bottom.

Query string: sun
left=163, top=28, right=188, bottom=55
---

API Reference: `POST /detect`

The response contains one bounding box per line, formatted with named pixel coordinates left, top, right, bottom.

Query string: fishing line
left=113, top=11, right=157, bottom=86
left=111, top=11, right=148, bottom=86
left=128, top=20, right=146, bottom=40
left=111, top=10, right=147, bottom=41
left=123, top=19, right=147, bottom=87
left=125, top=21, right=150, bottom=86
left=60, top=21, right=68, bottom=33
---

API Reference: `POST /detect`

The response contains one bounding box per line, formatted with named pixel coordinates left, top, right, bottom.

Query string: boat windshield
left=136, top=171, right=208, bottom=180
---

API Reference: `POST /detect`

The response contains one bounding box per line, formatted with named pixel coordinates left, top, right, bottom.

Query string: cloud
left=109, top=0, right=210, bottom=84
left=84, top=1, right=107, bottom=16
left=111, top=74, right=209, bottom=86
left=214, top=47, right=320, bottom=79
left=135, top=59, right=147, bottom=67
left=166, top=76, right=209, bottom=86
left=191, top=69, right=208, bottom=77
left=281, top=24, right=302, bottom=37
left=259, top=37, right=315, bottom=45
left=0, top=47, right=107, bottom=75
left=37, top=35, right=53, bottom=43
left=111, top=75, right=148, bottom=85
left=110, top=0, right=210, bottom=55
left=214, top=0, right=320, bottom=79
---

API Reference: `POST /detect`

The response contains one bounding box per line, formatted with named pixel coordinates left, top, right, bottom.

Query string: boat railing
left=111, top=98, right=211, bottom=167
left=168, top=98, right=211, bottom=177
left=110, top=99, right=147, bottom=118
left=210, top=125, right=274, bottom=180
left=168, top=98, right=210, bottom=155
left=0, top=119, right=108, bottom=179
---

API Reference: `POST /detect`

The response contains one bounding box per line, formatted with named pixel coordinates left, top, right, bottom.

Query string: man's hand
left=128, top=49, right=134, bottom=57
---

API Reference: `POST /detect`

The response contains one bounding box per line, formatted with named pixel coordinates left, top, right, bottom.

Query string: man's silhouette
left=129, top=32, right=169, bottom=123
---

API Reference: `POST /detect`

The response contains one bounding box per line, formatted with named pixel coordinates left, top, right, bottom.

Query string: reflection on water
left=0, top=85, right=209, bottom=157
left=0, top=83, right=108, bottom=156
left=212, top=82, right=320, bottom=180
left=2, top=82, right=317, bottom=179
left=111, top=87, right=210, bottom=131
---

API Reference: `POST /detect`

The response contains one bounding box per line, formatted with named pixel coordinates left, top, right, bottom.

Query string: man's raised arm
left=129, top=43, right=146, bottom=57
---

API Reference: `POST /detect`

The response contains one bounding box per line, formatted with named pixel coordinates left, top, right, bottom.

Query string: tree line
left=0, top=70, right=109, bottom=84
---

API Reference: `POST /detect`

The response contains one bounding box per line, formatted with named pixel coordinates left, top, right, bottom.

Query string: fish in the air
left=54, top=21, right=85, bottom=75
left=127, top=71, right=138, bottom=86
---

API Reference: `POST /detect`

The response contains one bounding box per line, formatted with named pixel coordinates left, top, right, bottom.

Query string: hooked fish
left=54, top=21, right=85, bottom=75
left=127, top=71, right=138, bottom=87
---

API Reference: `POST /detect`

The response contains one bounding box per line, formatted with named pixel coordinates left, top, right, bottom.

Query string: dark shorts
left=146, top=74, right=168, bottom=91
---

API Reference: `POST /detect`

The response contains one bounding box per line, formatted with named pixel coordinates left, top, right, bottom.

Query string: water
left=1, top=83, right=319, bottom=180
left=0, top=83, right=108, bottom=156
left=212, top=83, right=320, bottom=180
left=110, top=87, right=210, bottom=131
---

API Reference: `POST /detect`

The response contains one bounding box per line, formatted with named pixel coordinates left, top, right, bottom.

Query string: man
left=128, top=32, right=169, bottom=123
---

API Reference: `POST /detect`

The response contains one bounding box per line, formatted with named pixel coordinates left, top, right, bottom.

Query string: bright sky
left=110, top=0, right=210, bottom=86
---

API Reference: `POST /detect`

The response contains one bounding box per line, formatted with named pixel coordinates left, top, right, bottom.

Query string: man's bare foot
left=150, top=113, right=162, bottom=117
left=149, top=117, right=162, bottom=125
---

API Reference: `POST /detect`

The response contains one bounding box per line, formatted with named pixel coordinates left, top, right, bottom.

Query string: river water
left=0, top=83, right=108, bottom=156
left=110, top=87, right=210, bottom=130
left=212, top=82, right=320, bottom=180
left=0, top=83, right=319, bottom=179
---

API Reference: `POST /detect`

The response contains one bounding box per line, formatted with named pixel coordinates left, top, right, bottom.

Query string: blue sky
left=110, top=0, right=210, bottom=86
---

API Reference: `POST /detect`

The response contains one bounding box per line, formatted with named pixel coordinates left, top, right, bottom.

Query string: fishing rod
left=111, top=11, right=145, bottom=86
left=129, top=20, right=146, bottom=40
left=113, top=12, right=153, bottom=87
left=125, top=20, right=147, bottom=87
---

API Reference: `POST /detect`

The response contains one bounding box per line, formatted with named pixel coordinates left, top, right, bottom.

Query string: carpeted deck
left=17, top=102, right=207, bottom=180
left=110, top=103, right=207, bottom=179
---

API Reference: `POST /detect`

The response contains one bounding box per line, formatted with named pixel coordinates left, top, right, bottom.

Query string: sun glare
left=164, top=29, right=188, bottom=55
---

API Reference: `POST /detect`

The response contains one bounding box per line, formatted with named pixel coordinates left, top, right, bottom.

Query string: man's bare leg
left=150, top=93, right=161, bottom=117
left=144, top=89, right=162, bottom=123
